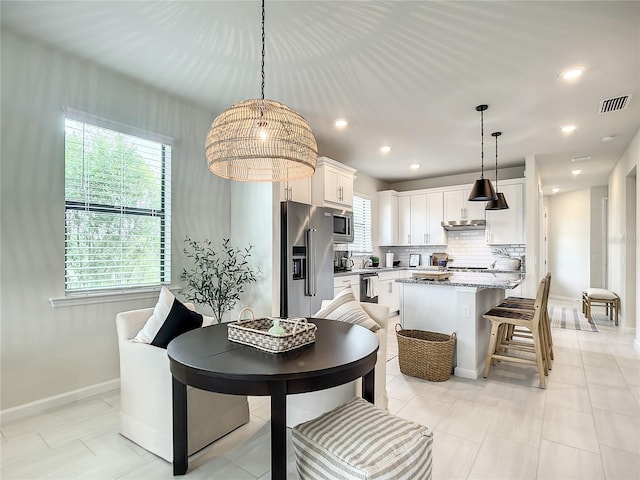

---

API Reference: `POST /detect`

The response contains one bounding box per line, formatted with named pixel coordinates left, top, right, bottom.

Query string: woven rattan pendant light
left=468, top=104, right=498, bottom=201
left=205, top=0, right=317, bottom=182
left=486, top=131, right=509, bottom=210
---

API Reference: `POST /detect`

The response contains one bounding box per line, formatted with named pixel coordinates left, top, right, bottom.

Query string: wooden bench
left=582, top=288, right=620, bottom=326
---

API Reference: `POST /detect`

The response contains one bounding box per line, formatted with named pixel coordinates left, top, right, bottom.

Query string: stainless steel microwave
left=332, top=209, right=354, bottom=243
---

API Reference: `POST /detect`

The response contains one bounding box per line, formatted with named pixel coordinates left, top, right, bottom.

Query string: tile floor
left=2, top=298, right=639, bottom=479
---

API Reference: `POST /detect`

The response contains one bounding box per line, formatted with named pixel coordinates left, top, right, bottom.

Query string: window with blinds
left=350, top=194, right=372, bottom=254
left=64, top=114, right=171, bottom=293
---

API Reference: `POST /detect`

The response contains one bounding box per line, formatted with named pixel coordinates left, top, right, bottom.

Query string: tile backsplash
left=376, top=230, right=525, bottom=269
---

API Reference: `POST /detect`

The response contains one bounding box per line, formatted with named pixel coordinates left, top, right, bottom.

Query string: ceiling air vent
left=598, top=95, right=632, bottom=114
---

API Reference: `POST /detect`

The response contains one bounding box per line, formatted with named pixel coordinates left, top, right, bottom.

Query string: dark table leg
left=270, top=382, right=287, bottom=480
left=172, top=376, right=188, bottom=475
left=362, top=367, right=375, bottom=404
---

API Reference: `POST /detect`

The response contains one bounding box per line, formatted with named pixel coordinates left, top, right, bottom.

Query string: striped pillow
left=292, top=397, right=433, bottom=479
left=314, top=287, right=380, bottom=331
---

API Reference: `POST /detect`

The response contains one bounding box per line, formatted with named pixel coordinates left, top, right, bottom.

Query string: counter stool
left=582, top=288, right=619, bottom=326
left=497, top=273, right=553, bottom=364
left=483, top=277, right=549, bottom=389
left=292, top=397, right=433, bottom=479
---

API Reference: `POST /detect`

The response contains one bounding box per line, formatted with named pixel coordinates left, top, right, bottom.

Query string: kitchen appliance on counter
left=334, top=249, right=354, bottom=272
left=280, top=201, right=334, bottom=318
left=430, top=252, right=449, bottom=267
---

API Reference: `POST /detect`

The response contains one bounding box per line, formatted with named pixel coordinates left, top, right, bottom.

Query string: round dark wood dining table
left=167, top=318, right=379, bottom=479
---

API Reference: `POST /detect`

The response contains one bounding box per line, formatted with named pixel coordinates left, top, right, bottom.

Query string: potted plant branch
left=181, top=237, right=260, bottom=324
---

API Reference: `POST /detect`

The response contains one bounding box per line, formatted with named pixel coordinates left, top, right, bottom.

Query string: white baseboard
left=1, top=379, right=120, bottom=424
left=549, top=295, right=581, bottom=303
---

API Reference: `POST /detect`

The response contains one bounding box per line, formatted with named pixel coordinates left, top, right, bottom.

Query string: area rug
left=549, top=307, right=599, bottom=332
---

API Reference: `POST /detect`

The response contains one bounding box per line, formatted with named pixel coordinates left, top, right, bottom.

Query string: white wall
left=608, top=127, right=640, bottom=330
left=548, top=189, right=591, bottom=299
left=0, top=32, right=231, bottom=409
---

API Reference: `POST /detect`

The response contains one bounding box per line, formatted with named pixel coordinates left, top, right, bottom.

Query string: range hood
left=441, top=219, right=486, bottom=231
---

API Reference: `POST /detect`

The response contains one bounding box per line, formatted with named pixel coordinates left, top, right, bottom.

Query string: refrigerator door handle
left=306, top=228, right=317, bottom=296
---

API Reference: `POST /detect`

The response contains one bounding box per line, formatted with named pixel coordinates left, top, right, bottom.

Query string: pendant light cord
left=494, top=134, right=498, bottom=189
left=480, top=108, right=485, bottom=178
left=261, top=0, right=265, bottom=100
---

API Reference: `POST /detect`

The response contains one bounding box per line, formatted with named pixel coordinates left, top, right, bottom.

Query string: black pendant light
left=486, top=131, right=509, bottom=210
left=468, top=105, right=498, bottom=201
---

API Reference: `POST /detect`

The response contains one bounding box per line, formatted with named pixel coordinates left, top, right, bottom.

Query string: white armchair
left=286, top=302, right=390, bottom=427
left=116, top=305, right=250, bottom=462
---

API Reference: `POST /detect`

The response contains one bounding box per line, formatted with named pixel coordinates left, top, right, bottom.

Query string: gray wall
left=1, top=32, right=232, bottom=409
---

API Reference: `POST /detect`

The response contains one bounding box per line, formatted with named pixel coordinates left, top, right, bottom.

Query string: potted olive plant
left=181, top=237, right=260, bottom=324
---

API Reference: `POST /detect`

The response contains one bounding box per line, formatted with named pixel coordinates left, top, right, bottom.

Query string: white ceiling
left=2, top=1, right=639, bottom=194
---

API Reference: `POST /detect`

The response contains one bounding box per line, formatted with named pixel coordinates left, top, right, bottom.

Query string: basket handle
left=291, top=317, right=308, bottom=335
left=395, top=323, right=403, bottom=333
left=237, top=307, right=255, bottom=322
left=450, top=331, right=457, bottom=340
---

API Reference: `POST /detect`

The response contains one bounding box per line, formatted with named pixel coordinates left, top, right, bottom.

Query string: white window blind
left=350, top=194, right=372, bottom=254
left=64, top=115, right=172, bottom=293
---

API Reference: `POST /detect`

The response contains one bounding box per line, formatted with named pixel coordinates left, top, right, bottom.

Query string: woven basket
left=395, top=324, right=456, bottom=382
left=228, top=308, right=316, bottom=354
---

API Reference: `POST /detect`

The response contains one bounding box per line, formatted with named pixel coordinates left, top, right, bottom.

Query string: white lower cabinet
left=377, top=270, right=402, bottom=313
left=333, top=275, right=360, bottom=301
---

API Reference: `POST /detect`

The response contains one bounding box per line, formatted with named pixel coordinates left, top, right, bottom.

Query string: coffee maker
left=334, top=249, right=354, bottom=272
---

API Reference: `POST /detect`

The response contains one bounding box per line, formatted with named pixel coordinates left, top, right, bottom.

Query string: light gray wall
left=388, top=166, right=525, bottom=192
left=548, top=189, right=591, bottom=299
left=608, top=127, right=640, bottom=330
left=1, top=32, right=230, bottom=409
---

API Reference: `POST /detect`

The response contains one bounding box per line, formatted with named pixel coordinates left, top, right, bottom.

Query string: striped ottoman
left=292, top=397, right=433, bottom=480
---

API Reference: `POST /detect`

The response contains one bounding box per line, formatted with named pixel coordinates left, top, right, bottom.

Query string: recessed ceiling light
left=601, top=135, right=616, bottom=142
left=551, top=188, right=560, bottom=193
left=559, top=66, right=585, bottom=81
left=561, top=125, right=577, bottom=134
left=571, top=169, right=581, bottom=175
left=380, top=145, right=391, bottom=154
left=571, top=156, right=591, bottom=162
left=334, top=119, right=348, bottom=128
left=409, top=163, right=421, bottom=170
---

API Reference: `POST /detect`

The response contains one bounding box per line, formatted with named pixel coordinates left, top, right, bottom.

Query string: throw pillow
left=134, top=287, right=204, bottom=348
left=313, top=287, right=380, bottom=331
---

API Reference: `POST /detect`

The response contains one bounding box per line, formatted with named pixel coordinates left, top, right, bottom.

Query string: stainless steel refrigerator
left=280, top=201, right=334, bottom=318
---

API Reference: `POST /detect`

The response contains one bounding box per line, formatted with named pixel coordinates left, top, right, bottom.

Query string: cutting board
left=412, top=271, right=452, bottom=281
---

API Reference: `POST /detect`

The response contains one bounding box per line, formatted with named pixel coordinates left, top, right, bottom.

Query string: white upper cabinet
left=377, top=190, right=399, bottom=246
left=311, top=156, right=356, bottom=209
left=426, top=191, right=446, bottom=245
left=279, top=177, right=311, bottom=204
left=486, top=181, right=524, bottom=244
left=444, top=188, right=486, bottom=220
left=397, top=191, right=445, bottom=246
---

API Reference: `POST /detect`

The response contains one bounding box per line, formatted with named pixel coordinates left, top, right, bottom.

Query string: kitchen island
left=397, top=271, right=524, bottom=379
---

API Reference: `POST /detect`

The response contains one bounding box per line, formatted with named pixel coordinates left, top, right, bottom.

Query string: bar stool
left=497, top=273, right=553, bottom=365
left=582, top=288, right=620, bottom=326
left=483, top=277, right=549, bottom=389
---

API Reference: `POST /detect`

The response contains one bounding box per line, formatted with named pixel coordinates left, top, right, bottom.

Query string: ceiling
left=2, top=1, right=639, bottom=194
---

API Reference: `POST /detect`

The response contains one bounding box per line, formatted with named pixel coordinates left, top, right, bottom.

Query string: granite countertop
left=396, top=271, right=525, bottom=290
left=334, top=266, right=523, bottom=277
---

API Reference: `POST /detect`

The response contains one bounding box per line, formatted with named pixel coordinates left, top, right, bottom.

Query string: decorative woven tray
left=228, top=308, right=317, bottom=353
left=412, top=271, right=452, bottom=281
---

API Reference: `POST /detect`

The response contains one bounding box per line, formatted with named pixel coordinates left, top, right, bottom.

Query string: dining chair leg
left=484, top=321, right=502, bottom=378
left=532, top=326, right=546, bottom=389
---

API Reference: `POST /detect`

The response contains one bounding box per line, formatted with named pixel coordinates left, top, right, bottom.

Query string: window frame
left=63, top=108, right=173, bottom=295
left=349, top=193, right=373, bottom=255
